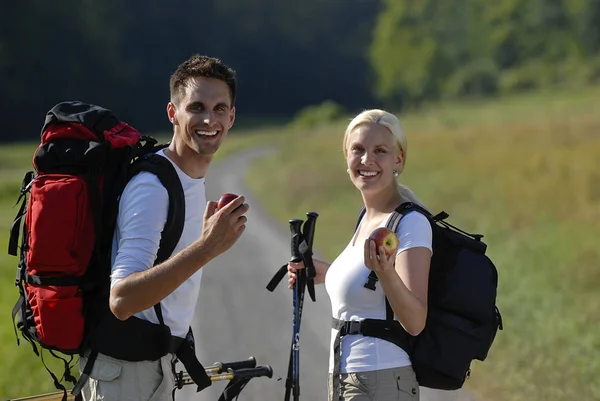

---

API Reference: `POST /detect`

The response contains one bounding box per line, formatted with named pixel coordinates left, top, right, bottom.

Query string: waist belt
left=331, top=318, right=364, bottom=401
left=330, top=317, right=410, bottom=400
left=75, top=314, right=211, bottom=396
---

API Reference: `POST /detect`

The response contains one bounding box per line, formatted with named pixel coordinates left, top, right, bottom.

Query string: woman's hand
left=364, top=238, right=396, bottom=277
left=287, top=261, right=304, bottom=289
left=287, top=259, right=329, bottom=288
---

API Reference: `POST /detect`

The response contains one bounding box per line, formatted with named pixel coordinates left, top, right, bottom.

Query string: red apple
left=217, top=193, right=238, bottom=210
left=368, top=227, right=399, bottom=258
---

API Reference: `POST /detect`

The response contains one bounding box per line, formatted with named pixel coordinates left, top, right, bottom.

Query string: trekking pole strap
left=175, top=328, right=212, bottom=392
left=266, top=264, right=288, bottom=292
left=218, top=378, right=251, bottom=401
left=176, top=343, right=211, bottom=392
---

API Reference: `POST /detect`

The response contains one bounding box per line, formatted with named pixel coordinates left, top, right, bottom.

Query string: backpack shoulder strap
left=383, top=201, right=433, bottom=233
left=128, top=153, right=185, bottom=327
left=360, top=201, right=433, bottom=234
left=354, top=206, right=366, bottom=232
left=129, top=153, right=186, bottom=265
left=394, top=202, right=433, bottom=219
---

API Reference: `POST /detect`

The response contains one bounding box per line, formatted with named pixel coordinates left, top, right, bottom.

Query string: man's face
left=168, top=76, right=235, bottom=156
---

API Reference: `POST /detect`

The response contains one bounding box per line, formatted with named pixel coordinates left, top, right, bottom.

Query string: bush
left=443, top=59, right=500, bottom=98
left=289, top=100, right=346, bottom=128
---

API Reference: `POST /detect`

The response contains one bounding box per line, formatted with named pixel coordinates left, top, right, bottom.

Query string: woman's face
left=345, top=123, right=403, bottom=194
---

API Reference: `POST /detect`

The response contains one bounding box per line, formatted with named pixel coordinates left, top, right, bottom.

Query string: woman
left=288, top=109, right=432, bottom=400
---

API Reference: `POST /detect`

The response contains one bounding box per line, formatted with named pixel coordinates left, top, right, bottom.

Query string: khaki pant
left=328, top=366, right=419, bottom=401
left=79, top=352, right=176, bottom=401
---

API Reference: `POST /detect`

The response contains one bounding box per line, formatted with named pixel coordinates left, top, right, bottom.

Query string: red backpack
left=8, top=101, right=185, bottom=397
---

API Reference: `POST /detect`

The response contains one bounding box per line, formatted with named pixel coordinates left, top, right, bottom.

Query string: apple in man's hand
left=217, top=193, right=238, bottom=210
left=368, top=227, right=399, bottom=258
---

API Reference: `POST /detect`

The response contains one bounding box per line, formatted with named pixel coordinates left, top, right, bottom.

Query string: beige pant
left=328, top=366, right=419, bottom=401
left=79, top=352, right=176, bottom=401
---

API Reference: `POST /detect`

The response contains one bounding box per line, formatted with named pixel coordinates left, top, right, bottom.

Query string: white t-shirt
left=110, top=149, right=206, bottom=338
left=324, top=211, right=433, bottom=373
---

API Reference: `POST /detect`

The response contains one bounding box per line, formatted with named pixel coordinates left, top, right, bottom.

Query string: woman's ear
left=396, top=148, right=404, bottom=172
left=396, top=153, right=404, bottom=170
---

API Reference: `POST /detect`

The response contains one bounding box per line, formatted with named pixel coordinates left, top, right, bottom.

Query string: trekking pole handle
left=208, top=365, right=274, bottom=382
left=303, top=212, right=318, bottom=251
left=289, top=219, right=303, bottom=263
left=231, top=365, right=274, bottom=380
left=301, top=212, right=319, bottom=279
left=206, top=356, right=257, bottom=374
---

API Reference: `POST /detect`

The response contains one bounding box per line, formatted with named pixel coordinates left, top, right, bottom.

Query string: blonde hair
left=343, top=109, right=426, bottom=209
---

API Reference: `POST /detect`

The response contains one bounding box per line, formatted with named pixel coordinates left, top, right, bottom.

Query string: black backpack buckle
left=343, top=320, right=363, bottom=335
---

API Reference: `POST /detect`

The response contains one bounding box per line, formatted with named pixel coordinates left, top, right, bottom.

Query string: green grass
left=245, top=85, right=600, bottom=401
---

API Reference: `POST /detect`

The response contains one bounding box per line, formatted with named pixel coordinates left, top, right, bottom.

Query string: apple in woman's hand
left=368, top=227, right=399, bottom=258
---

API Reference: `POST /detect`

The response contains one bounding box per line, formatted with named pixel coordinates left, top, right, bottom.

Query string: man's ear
left=228, top=106, right=236, bottom=129
left=167, top=102, right=178, bottom=125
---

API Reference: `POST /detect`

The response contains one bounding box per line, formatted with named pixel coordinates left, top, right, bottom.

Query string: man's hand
left=197, top=194, right=249, bottom=258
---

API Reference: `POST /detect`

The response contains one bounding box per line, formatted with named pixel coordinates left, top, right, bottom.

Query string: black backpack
left=8, top=101, right=211, bottom=399
left=356, top=202, right=503, bottom=390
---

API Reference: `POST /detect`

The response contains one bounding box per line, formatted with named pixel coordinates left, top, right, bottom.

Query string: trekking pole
left=290, top=218, right=304, bottom=401
left=7, top=359, right=271, bottom=401
left=205, top=356, right=256, bottom=374
left=266, top=212, right=318, bottom=401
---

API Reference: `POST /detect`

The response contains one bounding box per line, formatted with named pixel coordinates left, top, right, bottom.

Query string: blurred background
left=1, top=0, right=599, bottom=400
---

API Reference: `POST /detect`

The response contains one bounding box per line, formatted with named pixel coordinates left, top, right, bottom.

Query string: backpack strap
left=354, top=202, right=430, bottom=232
left=354, top=206, right=366, bottom=232
left=130, top=153, right=185, bottom=327
left=129, top=153, right=186, bottom=266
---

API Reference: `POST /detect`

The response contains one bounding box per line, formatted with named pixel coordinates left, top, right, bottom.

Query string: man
left=79, top=54, right=248, bottom=401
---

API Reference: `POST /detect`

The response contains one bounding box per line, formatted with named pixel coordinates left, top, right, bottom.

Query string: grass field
left=0, top=86, right=599, bottom=400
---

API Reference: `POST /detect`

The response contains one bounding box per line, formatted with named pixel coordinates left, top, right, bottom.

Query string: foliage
left=370, top=0, right=600, bottom=106
left=0, top=0, right=379, bottom=143
left=289, top=100, right=347, bottom=129
left=3, top=0, right=599, bottom=142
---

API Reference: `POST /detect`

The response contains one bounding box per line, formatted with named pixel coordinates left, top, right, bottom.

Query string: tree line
left=1, top=0, right=598, bottom=142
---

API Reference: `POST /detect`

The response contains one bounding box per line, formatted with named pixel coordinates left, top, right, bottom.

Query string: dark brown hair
left=169, top=54, right=237, bottom=107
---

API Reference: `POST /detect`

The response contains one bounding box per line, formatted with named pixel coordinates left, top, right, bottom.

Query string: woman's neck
left=361, top=185, right=403, bottom=220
